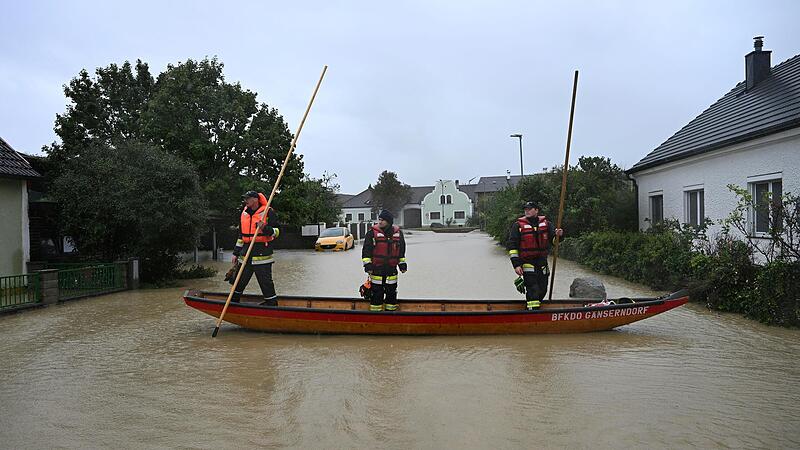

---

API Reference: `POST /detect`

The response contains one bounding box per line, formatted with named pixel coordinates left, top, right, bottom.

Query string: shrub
left=746, top=260, right=800, bottom=326
left=174, top=265, right=218, bottom=280
left=559, top=224, right=798, bottom=327
left=51, top=140, right=207, bottom=284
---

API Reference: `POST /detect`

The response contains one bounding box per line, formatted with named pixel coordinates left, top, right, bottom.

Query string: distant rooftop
left=339, top=174, right=524, bottom=209
left=0, top=137, right=40, bottom=179
left=629, top=43, right=800, bottom=174
left=471, top=175, right=523, bottom=193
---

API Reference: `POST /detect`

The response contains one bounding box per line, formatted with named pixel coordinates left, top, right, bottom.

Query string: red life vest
left=371, top=224, right=401, bottom=267
left=517, top=215, right=549, bottom=259
left=241, top=192, right=275, bottom=244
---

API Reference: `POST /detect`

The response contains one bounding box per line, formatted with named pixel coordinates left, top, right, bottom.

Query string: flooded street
left=1, top=231, right=798, bottom=448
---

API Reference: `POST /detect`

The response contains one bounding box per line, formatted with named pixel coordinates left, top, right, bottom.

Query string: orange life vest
left=517, top=215, right=549, bottom=260
left=241, top=192, right=275, bottom=244
left=371, top=224, right=401, bottom=267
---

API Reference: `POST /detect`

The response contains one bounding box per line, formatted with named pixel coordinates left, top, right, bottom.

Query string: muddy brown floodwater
left=1, top=231, right=798, bottom=448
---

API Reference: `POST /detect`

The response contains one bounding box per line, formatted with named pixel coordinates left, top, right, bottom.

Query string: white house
left=420, top=180, right=473, bottom=226
left=0, top=137, right=40, bottom=275
left=339, top=185, right=436, bottom=228
left=628, top=37, right=800, bottom=241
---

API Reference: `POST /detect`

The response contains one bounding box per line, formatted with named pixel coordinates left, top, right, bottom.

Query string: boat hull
left=184, top=291, right=688, bottom=335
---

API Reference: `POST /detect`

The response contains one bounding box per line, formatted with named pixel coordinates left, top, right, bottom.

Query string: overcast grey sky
left=2, top=0, right=798, bottom=193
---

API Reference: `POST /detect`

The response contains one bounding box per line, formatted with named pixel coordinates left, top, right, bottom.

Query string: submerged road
left=1, top=231, right=798, bottom=448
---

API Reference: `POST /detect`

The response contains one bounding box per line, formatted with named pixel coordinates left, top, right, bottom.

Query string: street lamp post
left=510, top=134, right=523, bottom=176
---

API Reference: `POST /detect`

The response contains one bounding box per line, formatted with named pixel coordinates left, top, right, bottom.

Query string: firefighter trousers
left=522, top=259, right=549, bottom=301
left=231, top=261, right=276, bottom=302
left=371, top=283, right=398, bottom=307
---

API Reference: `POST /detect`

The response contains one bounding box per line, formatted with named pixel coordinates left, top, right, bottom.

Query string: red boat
left=183, top=289, right=688, bottom=335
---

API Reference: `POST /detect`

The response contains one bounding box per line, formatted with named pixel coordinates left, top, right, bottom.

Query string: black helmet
left=242, top=190, right=259, bottom=199
left=523, top=201, right=540, bottom=210
left=378, top=209, right=394, bottom=222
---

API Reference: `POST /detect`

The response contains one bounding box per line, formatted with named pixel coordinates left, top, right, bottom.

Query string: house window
left=345, top=213, right=352, bottom=222
left=370, top=210, right=377, bottom=220
left=750, top=179, right=782, bottom=234
left=358, top=213, right=365, bottom=221
left=649, top=195, right=663, bottom=224
left=446, top=194, right=452, bottom=204
left=430, top=212, right=441, bottom=220
left=440, top=195, right=446, bottom=204
left=454, top=211, right=465, bottom=220
left=685, top=189, right=704, bottom=228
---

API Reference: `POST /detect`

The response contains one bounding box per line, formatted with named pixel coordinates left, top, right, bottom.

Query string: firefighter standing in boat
left=362, top=210, right=407, bottom=312
left=231, top=191, right=281, bottom=306
left=507, top=201, right=563, bottom=310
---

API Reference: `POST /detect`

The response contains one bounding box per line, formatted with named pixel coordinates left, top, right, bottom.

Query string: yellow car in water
left=315, top=227, right=355, bottom=251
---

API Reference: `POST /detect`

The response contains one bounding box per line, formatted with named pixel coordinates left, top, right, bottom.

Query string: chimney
left=455, top=179, right=459, bottom=187
left=745, top=36, right=771, bottom=90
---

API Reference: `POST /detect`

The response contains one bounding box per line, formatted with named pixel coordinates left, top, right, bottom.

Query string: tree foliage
left=274, top=173, right=342, bottom=226
left=43, top=57, right=337, bottom=280
left=722, top=184, right=800, bottom=262
left=45, top=57, right=305, bottom=222
left=370, top=170, right=412, bottom=217
left=482, top=156, right=637, bottom=242
left=47, top=60, right=154, bottom=170
left=50, top=140, right=206, bottom=283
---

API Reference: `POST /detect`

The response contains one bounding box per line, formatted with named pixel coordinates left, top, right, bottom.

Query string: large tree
left=45, top=57, right=305, bottom=222
left=275, top=173, right=342, bottom=226
left=141, top=59, right=303, bottom=200
left=50, top=140, right=206, bottom=282
left=371, top=170, right=412, bottom=217
left=47, top=60, right=154, bottom=171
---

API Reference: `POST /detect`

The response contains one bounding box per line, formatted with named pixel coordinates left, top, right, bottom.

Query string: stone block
left=569, top=277, right=607, bottom=299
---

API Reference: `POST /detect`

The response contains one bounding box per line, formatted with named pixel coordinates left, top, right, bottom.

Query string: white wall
left=339, top=207, right=373, bottom=224
left=631, top=128, right=800, bottom=239
left=21, top=180, right=29, bottom=274
left=421, top=180, right=473, bottom=226
left=0, top=179, right=24, bottom=275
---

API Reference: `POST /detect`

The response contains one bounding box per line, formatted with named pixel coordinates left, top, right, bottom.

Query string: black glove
left=224, top=262, right=241, bottom=285
left=364, top=263, right=373, bottom=273
left=398, top=262, right=407, bottom=272
left=262, top=226, right=274, bottom=237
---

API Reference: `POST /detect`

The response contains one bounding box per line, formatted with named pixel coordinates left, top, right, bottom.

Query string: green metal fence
left=58, top=263, right=125, bottom=301
left=0, top=273, right=40, bottom=310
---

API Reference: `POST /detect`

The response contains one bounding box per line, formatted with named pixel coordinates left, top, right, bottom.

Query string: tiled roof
left=629, top=53, right=800, bottom=174
left=341, top=175, right=519, bottom=210
left=342, top=185, right=435, bottom=208
left=0, top=137, right=40, bottom=179
left=408, top=186, right=434, bottom=204
left=342, top=188, right=373, bottom=208
left=472, top=175, right=523, bottom=193
left=335, top=193, right=354, bottom=206
left=457, top=183, right=477, bottom=203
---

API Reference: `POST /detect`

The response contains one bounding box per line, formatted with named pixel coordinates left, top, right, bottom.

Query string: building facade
left=420, top=180, right=473, bottom=226
left=628, top=38, right=800, bottom=241
left=339, top=175, right=522, bottom=229
left=0, top=138, right=40, bottom=275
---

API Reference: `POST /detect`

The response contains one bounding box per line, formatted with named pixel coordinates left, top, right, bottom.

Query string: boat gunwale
left=183, top=290, right=687, bottom=318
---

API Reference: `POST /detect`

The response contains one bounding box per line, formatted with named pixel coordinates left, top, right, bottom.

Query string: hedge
left=559, top=230, right=799, bottom=327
